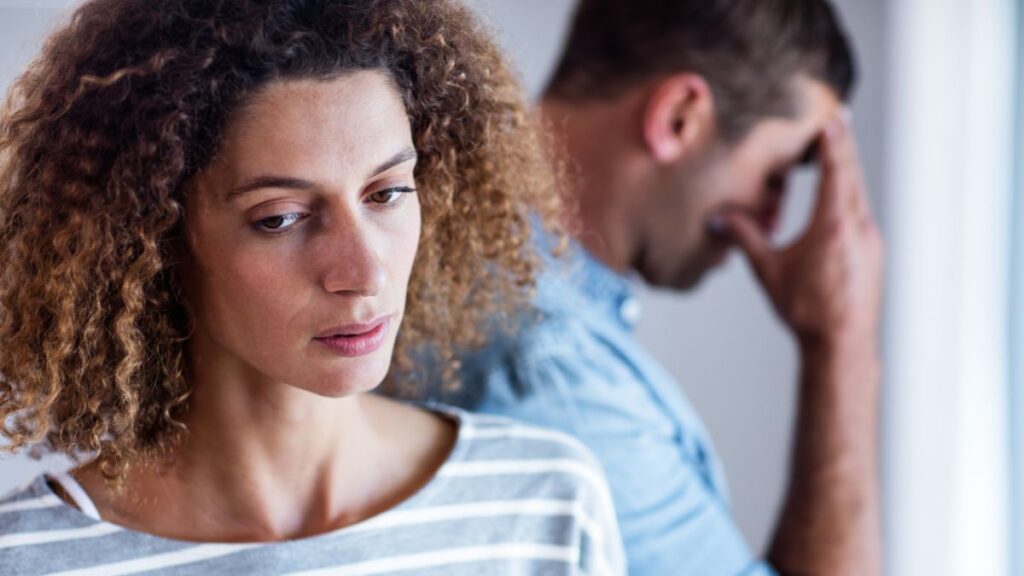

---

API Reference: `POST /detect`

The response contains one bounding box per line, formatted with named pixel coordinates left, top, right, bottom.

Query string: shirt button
left=618, top=296, right=642, bottom=326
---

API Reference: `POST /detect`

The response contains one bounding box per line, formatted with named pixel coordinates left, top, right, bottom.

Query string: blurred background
left=0, top=1, right=1021, bottom=574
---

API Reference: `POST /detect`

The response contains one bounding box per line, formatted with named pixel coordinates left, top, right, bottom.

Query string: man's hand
left=722, top=112, right=884, bottom=350
left=723, top=111, right=884, bottom=575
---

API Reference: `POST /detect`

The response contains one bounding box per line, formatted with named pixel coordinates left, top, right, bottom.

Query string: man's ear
left=642, top=73, right=715, bottom=164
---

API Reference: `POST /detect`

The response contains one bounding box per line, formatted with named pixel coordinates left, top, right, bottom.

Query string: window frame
left=884, top=0, right=1018, bottom=574
left=1011, top=1, right=1024, bottom=572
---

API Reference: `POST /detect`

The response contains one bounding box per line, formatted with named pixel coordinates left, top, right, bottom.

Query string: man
left=425, top=1, right=882, bottom=574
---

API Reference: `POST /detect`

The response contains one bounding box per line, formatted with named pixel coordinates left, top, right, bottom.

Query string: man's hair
left=545, top=0, right=857, bottom=142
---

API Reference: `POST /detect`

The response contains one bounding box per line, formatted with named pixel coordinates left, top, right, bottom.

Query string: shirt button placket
left=618, top=296, right=642, bottom=327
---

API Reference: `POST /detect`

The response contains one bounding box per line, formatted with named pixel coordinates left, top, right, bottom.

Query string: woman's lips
left=313, top=316, right=392, bottom=357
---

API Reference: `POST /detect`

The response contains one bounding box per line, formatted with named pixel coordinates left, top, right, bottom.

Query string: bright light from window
left=886, top=0, right=1017, bottom=574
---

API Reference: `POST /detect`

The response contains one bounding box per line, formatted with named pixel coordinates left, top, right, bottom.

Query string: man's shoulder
left=465, top=272, right=633, bottom=372
left=478, top=307, right=588, bottom=362
left=461, top=304, right=651, bottom=396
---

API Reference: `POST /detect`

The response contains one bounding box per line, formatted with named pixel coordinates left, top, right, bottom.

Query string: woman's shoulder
left=434, top=405, right=626, bottom=573
left=433, top=404, right=613, bottom=500
left=0, top=476, right=71, bottom=530
left=0, top=475, right=108, bottom=567
left=448, top=406, right=599, bottom=463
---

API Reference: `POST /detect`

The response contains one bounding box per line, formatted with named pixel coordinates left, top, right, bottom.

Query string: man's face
left=636, top=78, right=841, bottom=289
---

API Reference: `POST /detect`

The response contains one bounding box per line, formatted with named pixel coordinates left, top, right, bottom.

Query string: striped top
left=0, top=407, right=626, bottom=576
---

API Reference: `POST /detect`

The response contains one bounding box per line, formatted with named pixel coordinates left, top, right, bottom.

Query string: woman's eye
left=254, top=212, right=307, bottom=232
left=368, top=186, right=416, bottom=206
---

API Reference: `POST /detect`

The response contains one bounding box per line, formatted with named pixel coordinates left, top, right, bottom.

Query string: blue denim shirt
left=434, top=243, right=777, bottom=576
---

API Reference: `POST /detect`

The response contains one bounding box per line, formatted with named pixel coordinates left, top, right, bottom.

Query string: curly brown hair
left=0, top=0, right=561, bottom=479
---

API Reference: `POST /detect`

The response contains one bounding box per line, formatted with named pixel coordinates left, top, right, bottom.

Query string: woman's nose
left=319, top=220, right=386, bottom=298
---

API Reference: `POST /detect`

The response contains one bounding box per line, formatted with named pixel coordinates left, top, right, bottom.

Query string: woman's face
left=185, top=70, right=420, bottom=397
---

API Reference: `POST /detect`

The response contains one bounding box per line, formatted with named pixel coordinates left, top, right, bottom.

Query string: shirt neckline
left=46, top=471, right=101, bottom=520
left=37, top=404, right=473, bottom=548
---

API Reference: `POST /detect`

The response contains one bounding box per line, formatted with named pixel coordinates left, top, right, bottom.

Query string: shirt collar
left=568, top=242, right=633, bottom=303
left=543, top=238, right=642, bottom=330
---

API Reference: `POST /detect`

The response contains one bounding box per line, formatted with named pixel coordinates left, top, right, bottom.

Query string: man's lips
left=758, top=203, right=782, bottom=235
left=709, top=192, right=786, bottom=241
left=757, top=187, right=786, bottom=235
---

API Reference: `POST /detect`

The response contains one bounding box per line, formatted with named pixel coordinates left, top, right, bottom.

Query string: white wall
left=0, top=4, right=75, bottom=492
left=0, top=0, right=893, bottom=560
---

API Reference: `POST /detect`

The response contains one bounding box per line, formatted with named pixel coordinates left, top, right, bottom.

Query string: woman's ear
left=642, top=73, right=715, bottom=164
left=173, top=181, right=202, bottom=296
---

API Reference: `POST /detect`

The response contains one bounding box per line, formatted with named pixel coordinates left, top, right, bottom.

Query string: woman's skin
left=69, top=70, right=457, bottom=543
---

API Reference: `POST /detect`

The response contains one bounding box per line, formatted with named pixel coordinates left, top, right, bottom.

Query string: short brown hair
left=546, top=0, right=857, bottom=141
left=0, top=0, right=560, bottom=479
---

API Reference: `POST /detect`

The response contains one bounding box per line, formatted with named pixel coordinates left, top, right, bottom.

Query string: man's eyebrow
left=226, top=147, right=418, bottom=200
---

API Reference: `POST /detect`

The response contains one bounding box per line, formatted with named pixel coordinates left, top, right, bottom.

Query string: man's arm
left=723, top=111, right=883, bottom=575
left=767, top=336, right=880, bottom=574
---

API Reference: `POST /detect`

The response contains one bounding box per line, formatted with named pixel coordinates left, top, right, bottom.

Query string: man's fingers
left=835, top=111, right=874, bottom=226
left=721, top=210, right=773, bottom=278
left=812, top=112, right=861, bottom=231
left=810, top=121, right=844, bottom=226
left=855, top=185, right=876, bottom=230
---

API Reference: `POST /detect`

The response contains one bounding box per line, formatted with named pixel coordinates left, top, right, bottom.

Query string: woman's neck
left=72, top=354, right=455, bottom=542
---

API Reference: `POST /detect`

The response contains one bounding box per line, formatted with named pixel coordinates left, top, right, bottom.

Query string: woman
left=0, top=1, right=624, bottom=574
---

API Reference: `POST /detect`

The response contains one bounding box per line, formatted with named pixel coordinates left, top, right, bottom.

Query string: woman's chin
left=284, top=337, right=396, bottom=397
left=298, top=359, right=392, bottom=398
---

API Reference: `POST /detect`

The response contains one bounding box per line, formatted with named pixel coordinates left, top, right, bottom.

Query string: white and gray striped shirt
left=0, top=408, right=625, bottom=575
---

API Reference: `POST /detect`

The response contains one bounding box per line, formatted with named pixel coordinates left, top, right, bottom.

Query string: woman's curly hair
left=0, top=0, right=562, bottom=479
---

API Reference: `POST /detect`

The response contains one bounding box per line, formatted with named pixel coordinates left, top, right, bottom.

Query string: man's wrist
left=798, top=328, right=879, bottom=365
left=796, top=329, right=881, bottom=408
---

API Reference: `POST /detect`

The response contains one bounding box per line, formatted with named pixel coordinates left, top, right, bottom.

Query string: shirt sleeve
left=461, top=321, right=779, bottom=576
left=572, top=447, right=629, bottom=576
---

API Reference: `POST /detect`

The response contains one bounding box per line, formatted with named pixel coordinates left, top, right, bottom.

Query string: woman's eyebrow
left=226, top=147, right=418, bottom=201
left=370, top=147, right=417, bottom=177
left=227, top=176, right=319, bottom=200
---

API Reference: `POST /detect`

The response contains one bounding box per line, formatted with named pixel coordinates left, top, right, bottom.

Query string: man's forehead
left=786, top=77, right=842, bottom=165
left=794, top=76, right=843, bottom=127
